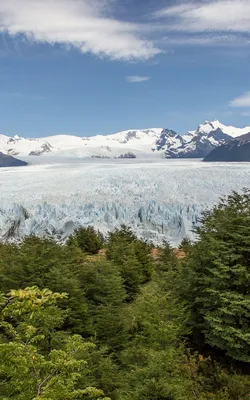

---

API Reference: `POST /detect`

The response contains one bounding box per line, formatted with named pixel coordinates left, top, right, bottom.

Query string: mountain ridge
left=0, top=120, right=249, bottom=159
left=204, top=131, right=250, bottom=162
left=0, top=152, right=28, bottom=168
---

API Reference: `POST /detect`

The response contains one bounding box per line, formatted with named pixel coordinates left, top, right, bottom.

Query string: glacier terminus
left=1, top=158, right=250, bottom=245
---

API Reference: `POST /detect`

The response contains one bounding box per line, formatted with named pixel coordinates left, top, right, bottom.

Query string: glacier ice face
left=0, top=201, right=203, bottom=244
left=0, top=159, right=250, bottom=245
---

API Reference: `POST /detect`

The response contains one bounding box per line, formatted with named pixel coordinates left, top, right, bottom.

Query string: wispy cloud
left=156, top=0, right=250, bottom=33
left=126, top=76, right=150, bottom=83
left=0, top=0, right=160, bottom=61
left=161, top=33, right=250, bottom=47
left=154, top=0, right=250, bottom=47
left=0, top=91, right=44, bottom=100
left=230, top=91, right=250, bottom=107
left=0, top=0, right=248, bottom=61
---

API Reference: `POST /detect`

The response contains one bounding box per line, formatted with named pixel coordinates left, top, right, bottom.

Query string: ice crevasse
left=1, top=159, right=249, bottom=244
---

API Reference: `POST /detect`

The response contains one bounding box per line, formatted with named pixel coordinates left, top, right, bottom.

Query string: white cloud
left=126, top=76, right=150, bottom=83
left=156, top=0, right=250, bottom=33
left=0, top=0, right=160, bottom=61
left=230, top=91, right=250, bottom=107
left=161, top=33, right=250, bottom=46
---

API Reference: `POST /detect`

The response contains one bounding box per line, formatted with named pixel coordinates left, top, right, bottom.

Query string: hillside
left=0, top=152, right=28, bottom=167
left=204, top=131, right=250, bottom=162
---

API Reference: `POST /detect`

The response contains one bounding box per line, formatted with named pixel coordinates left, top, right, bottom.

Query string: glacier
left=1, top=158, right=250, bottom=245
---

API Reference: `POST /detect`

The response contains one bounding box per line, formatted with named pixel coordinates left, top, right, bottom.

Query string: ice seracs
left=1, top=159, right=250, bottom=244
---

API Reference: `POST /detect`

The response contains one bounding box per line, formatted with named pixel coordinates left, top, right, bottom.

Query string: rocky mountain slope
left=165, top=123, right=232, bottom=158
left=0, top=152, right=27, bottom=168
left=204, top=131, right=250, bottom=162
left=154, top=120, right=250, bottom=158
left=0, top=120, right=249, bottom=159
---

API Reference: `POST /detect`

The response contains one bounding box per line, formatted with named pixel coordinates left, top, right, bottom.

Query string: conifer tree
left=106, top=226, right=153, bottom=298
left=185, top=190, right=250, bottom=362
left=68, top=226, right=104, bottom=255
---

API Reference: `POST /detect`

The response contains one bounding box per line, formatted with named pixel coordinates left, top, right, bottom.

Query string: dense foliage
left=1, top=191, right=250, bottom=399
left=67, top=226, right=104, bottom=255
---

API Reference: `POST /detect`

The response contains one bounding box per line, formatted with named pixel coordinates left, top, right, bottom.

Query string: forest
left=1, top=190, right=250, bottom=400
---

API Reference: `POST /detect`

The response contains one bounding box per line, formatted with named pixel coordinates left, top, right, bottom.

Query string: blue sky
left=0, top=0, right=250, bottom=137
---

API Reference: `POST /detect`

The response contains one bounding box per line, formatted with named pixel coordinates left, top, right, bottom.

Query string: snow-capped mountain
left=0, top=120, right=249, bottom=159
left=152, top=129, right=186, bottom=157
left=0, top=134, right=54, bottom=157
left=166, top=127, right=231, bottom=159
left=164, top=120, right=250, bottom=159
left=0, top=129, right=165, bottom=159
left=185, top=120, right=250, bottom=138
left=199, top=120, right=250, bottom=138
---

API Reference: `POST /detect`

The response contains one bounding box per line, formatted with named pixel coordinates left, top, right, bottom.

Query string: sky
left=0, top=0, right=250, bottom=137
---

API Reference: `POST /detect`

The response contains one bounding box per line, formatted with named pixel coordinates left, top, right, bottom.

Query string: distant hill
left=0, top=152, right=28, bottom=167
left=204, top=132, right=250, bottom=162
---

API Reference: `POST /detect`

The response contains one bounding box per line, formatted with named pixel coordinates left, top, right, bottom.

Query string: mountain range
left=204, top=132, right=250, bottom=162
left=0, top=120, right=249, bottom=160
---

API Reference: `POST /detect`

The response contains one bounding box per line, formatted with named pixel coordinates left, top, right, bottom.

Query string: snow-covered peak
left=167, top=120, right=237, bottom=159
left=94, top=128, right=163, bottom=145
left=210, top=120, right=250, bottom=138
left=153, top=129, right=185, bottom=155
left=43, top=129, right=163, bottom=149
left=183, top=130, right=196, bottom=142
left=0, top=121, right=249, bottom=160
left=0, top=128, right=166, bottom=159
left=195, top=119, right=250, bottom=138
left=0, top=133, right=10, bottom=145
left=197, top=120, right=217, bottom=135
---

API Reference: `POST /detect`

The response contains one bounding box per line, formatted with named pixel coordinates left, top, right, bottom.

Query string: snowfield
left=1, top=158, right=250, bottom=245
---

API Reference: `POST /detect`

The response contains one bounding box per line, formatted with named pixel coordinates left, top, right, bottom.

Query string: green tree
left=0, top=287, right=109, bottom=400
left=68, top=226, right=104, bottom=255
left=0, top=237, right=92, bottom=337
left=106, top=226, right=153, bottom=299
left=77, top=261, right=127, bottom=349
left=183, top=354, right=250, bottom=400
left=179, top=237, right=192, bottom=253
left=183, top=190, right=250, bottom=362
left=156, top=240, right=177, bottom=273
left=0, top=237, right=69, bottom=291
left=119, top=278, right=193, bottom=400
left=0, top=242, right=22, bottom=291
